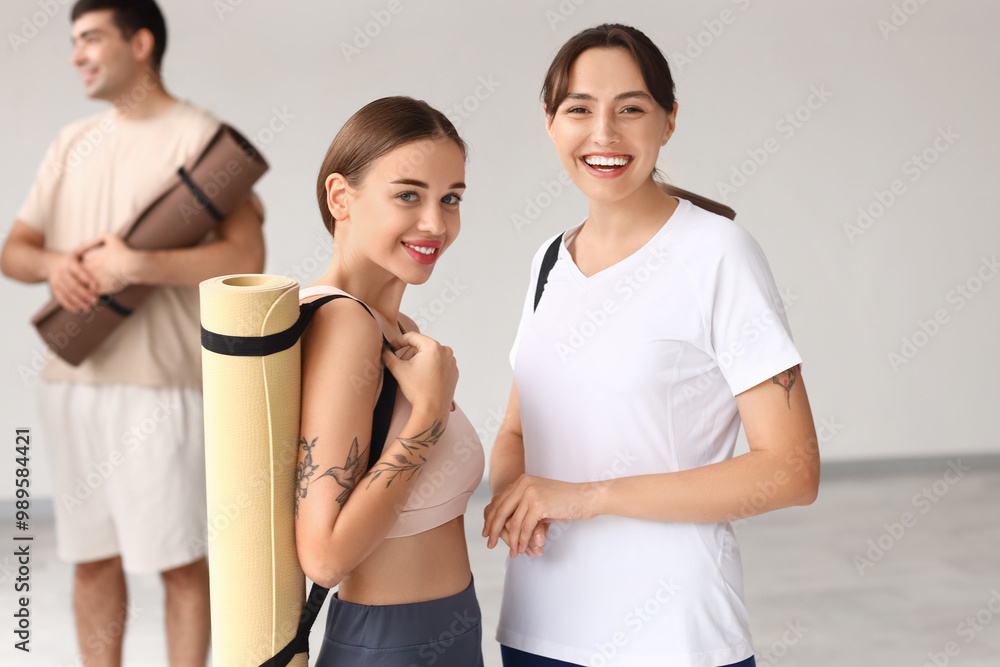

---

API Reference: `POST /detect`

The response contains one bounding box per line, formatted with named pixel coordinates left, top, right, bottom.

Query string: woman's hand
left=483, top=474, right=600, bottom=558
left=494, top=519, right=549, bottom=558
left=381, top=331, right=458, bottom=426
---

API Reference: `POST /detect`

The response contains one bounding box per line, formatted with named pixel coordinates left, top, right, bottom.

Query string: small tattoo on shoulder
left=772, top=367, right=797, bottom=408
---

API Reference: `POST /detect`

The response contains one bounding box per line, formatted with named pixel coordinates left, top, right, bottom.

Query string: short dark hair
left=71, top=0, right=167, bottom=73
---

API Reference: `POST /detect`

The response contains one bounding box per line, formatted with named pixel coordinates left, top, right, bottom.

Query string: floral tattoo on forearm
left=362, top=420, right=444, bottom=489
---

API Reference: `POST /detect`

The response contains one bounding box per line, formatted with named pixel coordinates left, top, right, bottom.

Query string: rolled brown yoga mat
left=30, top=123, right=268, bottom=366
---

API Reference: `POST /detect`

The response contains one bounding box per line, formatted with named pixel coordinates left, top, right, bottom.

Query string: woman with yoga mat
left=296, top=96, right=485, bottom=666
left=484, top=24, right=820, bottom=667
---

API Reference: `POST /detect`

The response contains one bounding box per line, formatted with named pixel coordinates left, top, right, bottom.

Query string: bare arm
left=485, top=366, right=820, bottom=555
left=295, top=302, right=457, bottom=588
left=484, top=381, right=548, bottom=557
left=595, top=366, right=819, bottom=520
left=488, top=381, right=526, bottom=495
left=80, top=197, right=265, bottom=291
left=1, top=220, right=98, bottom=312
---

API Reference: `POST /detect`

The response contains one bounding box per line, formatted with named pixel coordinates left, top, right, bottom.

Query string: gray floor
left=4, top=460, right=999, bottom=666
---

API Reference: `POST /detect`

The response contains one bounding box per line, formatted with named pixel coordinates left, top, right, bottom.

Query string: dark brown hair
left=315, top=96, right=467, bottom=236
left=71, top=0, right=167, bottom=73
left=541, top=23, right=676, bottom=118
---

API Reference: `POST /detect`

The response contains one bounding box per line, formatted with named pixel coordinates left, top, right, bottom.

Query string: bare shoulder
left=301, top=296, right=382, bottom=375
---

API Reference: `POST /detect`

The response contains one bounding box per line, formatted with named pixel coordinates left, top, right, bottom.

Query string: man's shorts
left=38, top=381, right=208, bottom=573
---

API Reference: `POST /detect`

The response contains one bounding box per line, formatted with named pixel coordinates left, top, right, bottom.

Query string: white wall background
left=1, top=0, right=997, bottom=500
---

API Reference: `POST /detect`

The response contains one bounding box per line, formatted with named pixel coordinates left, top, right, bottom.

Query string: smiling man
left=0, top=1, right=265, bottom=665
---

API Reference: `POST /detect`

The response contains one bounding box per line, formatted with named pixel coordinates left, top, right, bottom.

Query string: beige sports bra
left=299, top=285, right=484, bottom=538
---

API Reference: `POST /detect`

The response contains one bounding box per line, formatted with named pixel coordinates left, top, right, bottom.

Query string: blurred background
left=1, top=1, right=997, bottom=665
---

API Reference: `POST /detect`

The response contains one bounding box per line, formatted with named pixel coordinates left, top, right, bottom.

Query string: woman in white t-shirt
left=484, top=24, right=820, bottom=667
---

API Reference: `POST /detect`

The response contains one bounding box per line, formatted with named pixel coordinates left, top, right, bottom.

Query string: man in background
left=0, top=1, right=265, bottom=664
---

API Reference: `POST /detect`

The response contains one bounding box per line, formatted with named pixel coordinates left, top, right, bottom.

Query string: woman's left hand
left=483, top=474, right=600, bottom=558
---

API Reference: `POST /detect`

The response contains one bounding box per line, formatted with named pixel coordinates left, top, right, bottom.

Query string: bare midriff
left=335, top=515, right=471, bottom=605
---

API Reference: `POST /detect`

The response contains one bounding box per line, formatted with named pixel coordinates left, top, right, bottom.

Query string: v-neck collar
left=559, top=197, right=690, bottom=286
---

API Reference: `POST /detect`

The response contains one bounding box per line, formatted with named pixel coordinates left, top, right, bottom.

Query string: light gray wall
left=1, top=0, right=997, bottom=499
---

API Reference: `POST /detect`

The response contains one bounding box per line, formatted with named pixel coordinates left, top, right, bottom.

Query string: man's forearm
left=129, top=240, right=263, bottom=287
left=0, top=238, right=58, bottom=284
left=121, top=200, right=265, bottom=287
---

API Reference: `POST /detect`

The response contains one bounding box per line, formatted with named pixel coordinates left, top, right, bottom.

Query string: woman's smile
left=402, top=239, right=441, bottom=265
left=580, top=152, right=634, bottom=178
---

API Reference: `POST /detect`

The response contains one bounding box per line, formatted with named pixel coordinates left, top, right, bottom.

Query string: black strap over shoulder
left=296, top=295, right=398, bottom=470
left=201, top=292, right=398, bottom=667
left=533, top=232, right=564, bottom=312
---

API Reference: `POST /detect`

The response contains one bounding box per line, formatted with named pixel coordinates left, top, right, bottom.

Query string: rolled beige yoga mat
left=200, top=274, right=306, bottom=667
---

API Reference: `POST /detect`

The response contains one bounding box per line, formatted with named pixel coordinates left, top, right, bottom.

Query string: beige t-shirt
left=18, top=100, right=222, bottom=389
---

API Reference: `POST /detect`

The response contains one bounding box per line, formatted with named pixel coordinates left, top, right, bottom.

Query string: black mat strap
left=258, top=582, right=329, bottom=667
left=178, top=166, right=224, bottom=222
left=533, top=232, right=564, bottom=312
left=98, top=294, right=133, bottom=317
left=201, top=294, right=356, bottom=357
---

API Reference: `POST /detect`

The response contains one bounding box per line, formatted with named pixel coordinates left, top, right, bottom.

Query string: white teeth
left=584, top=155, right=630, bottom=167
left=404, top=243, right=436, bottom=255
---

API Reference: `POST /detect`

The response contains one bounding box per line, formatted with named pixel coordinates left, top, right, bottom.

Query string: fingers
left=502, top=520, right=546, bottom=558
left=485, top=487, right=550, bottom=558
left=67, top=259, right=97, bottom=292
left=484, top=475, right=532, bottom=550
left=380, top=343, right=400, bottom=373
left=482, top=502, right=493, bottom=538
left=51, top=255, right=98, bottom=313
left=483, top=497, right=505, bottom=544
left=67, top=261, right=99, bottom=304
left=74, top=236, right=106, bottom=257
left=389, top=331, right=455, bottom=361
left=517, top=507, right=544, bottom=556
left=484, top=490, right=514, bottom=550
left=524, top=535, right=544, bottom=557
left=51, top=286, right=82, bottom=313
left=507, top=501, right=531, bottom=558
left=384, top=329, right=458, bottom=419
left=530, top=522, right=548, bottom=552
left=390, top=330, right=433, bottom=352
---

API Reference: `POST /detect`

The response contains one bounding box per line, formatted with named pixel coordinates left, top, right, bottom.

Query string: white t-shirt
left=498, top=198, right=802, bottom=667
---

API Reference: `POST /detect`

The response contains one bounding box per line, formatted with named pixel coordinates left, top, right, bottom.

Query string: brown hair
left=541, top=23, right=676, bottom=119
left=315, top=96, right=467, bottom=236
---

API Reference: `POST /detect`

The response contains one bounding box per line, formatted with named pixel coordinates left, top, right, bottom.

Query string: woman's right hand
left=381, top=331, right=458, bottom=426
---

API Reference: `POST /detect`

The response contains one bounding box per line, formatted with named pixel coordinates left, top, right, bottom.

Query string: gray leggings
left=315, top=577, right=484, bottom=666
